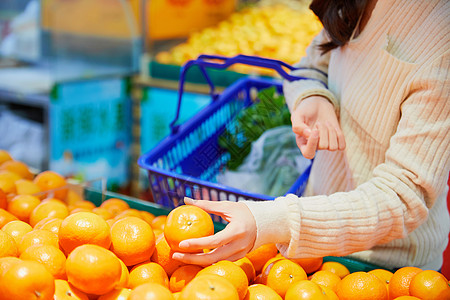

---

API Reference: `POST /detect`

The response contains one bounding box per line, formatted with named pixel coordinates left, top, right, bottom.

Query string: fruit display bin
left=83, top=186, right=388, bottom=273
left=138, top=54, right=326, bottom=215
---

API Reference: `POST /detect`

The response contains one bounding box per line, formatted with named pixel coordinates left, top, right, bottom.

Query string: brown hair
left=310, top=0, right=369, bottom=53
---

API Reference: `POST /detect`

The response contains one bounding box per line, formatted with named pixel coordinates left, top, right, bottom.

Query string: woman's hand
left=171, top=197, right=257, bottom=266
left=291, top=96, right=345, bottom=159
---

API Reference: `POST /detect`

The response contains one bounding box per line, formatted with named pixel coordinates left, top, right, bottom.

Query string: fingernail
left=172, top=253, right=182, bottom=260
left=179, top=241, right=189, bottom=248
left=184, top=197, right=195, bottom=205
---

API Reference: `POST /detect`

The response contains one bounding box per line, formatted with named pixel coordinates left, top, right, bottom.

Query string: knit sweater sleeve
left=282, top=30, right=339, bottom=113
left=243, top=51, right=450, bottom=257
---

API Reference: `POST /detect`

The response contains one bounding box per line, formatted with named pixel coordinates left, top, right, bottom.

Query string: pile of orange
left=0, top=149, right=449, bottom=299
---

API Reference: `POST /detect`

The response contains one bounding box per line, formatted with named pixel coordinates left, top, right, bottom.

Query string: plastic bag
left=217, top=125, right=311, bottom=197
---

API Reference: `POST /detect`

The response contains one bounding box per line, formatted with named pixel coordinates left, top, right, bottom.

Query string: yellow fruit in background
left=0, top=150, right=13, bottom=166
left=0, top=160, right=33, bottom=180
left=15, top=179, right=41, bottom=196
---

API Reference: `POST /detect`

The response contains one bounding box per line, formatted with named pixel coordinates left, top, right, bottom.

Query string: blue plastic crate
left=138, top=55, right=326, bottom=221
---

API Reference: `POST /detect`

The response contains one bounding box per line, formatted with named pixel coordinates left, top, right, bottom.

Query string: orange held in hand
left=66, top=244, right=122, bottom=296
left=164, top=204, right=214, bottom=252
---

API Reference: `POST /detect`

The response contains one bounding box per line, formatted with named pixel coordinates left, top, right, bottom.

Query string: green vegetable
left=218, top=86, right=291, bottom=170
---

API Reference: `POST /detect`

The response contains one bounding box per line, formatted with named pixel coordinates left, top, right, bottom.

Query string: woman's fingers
left=177, top=224, right=239, bottom=251
left=325, top=121, right=338, bottom=151
left=300, top=127, right=319, bottom=159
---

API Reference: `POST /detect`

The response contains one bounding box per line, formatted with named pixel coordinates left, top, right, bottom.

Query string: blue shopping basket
left=138, top=54, right=324, bottom=217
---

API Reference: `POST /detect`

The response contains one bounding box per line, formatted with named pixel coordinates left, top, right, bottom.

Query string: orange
left=369, top=268, right=393, bottom=285
left=392, top=297, right=421, bottom=300
left=285, top=279, right=329, bottom=300
left=0, top=149, right=13, bottom=165
left=110, top=216, right=156, bottom=266
left=197, top=260, right=249, bottom=299
left=29, top=199, right=69, bottom=227
left=69, top=208, right=91, bottom=215
left=0, top=160, right=33, bottom=180
left=0, top=260, right=55, bottom=300
left=99, top=198, right=130, bottom=217
left=0, top=256, right=21, bottom=276
left=151, top=236, right=185, bottom=276
left=245, top=243, right=278, bottom=274
left=7, top=194, right=41, bottom=223
left=309, top=269, right=342, bottom=292
left=54, top=279, right=89, bottom=300
left=92, top=207, right=114, bottom=220
left=140, top=210, right=156, bottom=225
left=20, top=244, right=67, bottom=279
left=98, top=287, right=132, bottom=300
left=68, top=200, right=96, bottom=212
left=113, top=208, right=144, bottom=221
left=1, top=219, right=33, bottom=244
left=319, top=261, right=351, bottom=279
left=15, top=179, right=41, bottom=196
left=0, top=188, right=7, bottom=209
left=0, top=208, right=18, bottom=228
left=234, top=256, right=256, bottom=284
left=0, top=173, right=17, bottom=194
left=65, top=190, right=84, bottom=207
left=260, top=256, right=285, bottom=282
left=169, top=264, right=203, bottom=292
left=34, top=216, right=58, bottom=229
left=409, top=269, right=450, bottom=300
left=244, top=283, right=282, bottom=300
left=0, top=229, right=19, bottom=257
left=128, top=261, right=169, bottom=289
left=164, top=205, right=214, bottom=252
left=18, top=228, right=59, bottom=254
left=110, top=259, right=124, bottom=287
left=388, top=266, right=422, bottom=299
left=288, top=256, right=323, bottom=274
left=369, top=268, right=393, bottom=295
left=179, top=274, right=239, bottom=300
left=33, top=170, right=68, bottom=200
left=335, top=271, right=388, bottom=300
left=66, top=244, right=122, bottom=295
left=39, top=217, right=63, bottom=235
left=263, top=258, right=308, bottom=298
left=128, top=283, right=174, bottom=300
left=151, top=215, right=167, bottom=230
left=59, top=211, right=111, bottom=254
left=173, top=291, right=181, bottom=300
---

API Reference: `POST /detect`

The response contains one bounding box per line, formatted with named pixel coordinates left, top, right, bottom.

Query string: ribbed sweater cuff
left=241, top=196, right=295, bottom=251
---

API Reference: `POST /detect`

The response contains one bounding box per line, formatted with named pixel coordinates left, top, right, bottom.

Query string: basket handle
left=170, top=54, right=327, bottom=134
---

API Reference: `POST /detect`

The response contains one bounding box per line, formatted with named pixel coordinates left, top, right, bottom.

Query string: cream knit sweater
left=243, top=0, right=450, bottom=270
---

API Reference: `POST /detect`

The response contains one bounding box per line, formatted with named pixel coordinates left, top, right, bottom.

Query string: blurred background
left=0, top=0, right=321, bottom=198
